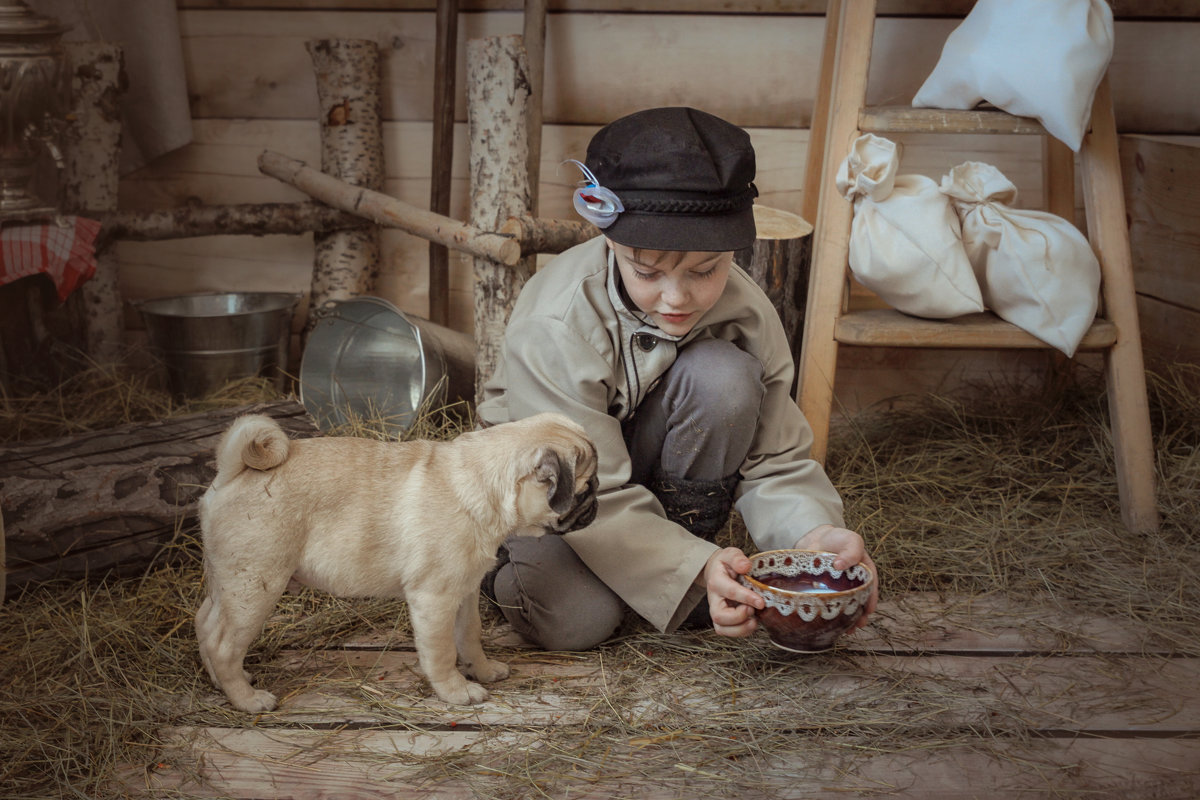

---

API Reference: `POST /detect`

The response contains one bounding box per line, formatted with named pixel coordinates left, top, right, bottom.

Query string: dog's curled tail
left=213, top=414, right=290, bottom=487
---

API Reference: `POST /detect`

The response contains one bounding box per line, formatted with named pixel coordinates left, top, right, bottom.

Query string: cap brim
left=601, top=206, right=756, bottom=252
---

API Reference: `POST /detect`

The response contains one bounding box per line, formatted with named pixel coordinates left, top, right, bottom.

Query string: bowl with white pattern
left=739, top=550, right=875, bottom=653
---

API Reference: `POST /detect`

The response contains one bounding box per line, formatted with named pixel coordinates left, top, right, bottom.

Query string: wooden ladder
left=797, top=0, right=1160, bottom=534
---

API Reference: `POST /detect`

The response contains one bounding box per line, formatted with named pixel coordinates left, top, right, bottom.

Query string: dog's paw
left=464, top=658, right=510, bottom=684
left=231, top=689, right=278, bottom=713
left=432, top=677, right=490, bottom=705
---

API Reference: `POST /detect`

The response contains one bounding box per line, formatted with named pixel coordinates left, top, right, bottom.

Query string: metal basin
left=299, top=297, right=474, bottom=433
left=137, top=291, right=299, bottom=399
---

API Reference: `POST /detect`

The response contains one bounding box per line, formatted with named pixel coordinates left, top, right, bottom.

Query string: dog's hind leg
left=196, top=580, right=287, bottom=713
left=407, top=590, right=490, bottom=705
left=455, top=588, right=509, bottom=685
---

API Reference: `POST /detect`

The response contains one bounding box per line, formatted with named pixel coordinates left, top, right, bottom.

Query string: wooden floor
left=120, top=593, right=1200, bottom=799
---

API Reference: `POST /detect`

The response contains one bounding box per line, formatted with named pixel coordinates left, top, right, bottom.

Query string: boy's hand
left=700, top=547, right=765, bottom=638
left=792, top=524, right=879, bottom=630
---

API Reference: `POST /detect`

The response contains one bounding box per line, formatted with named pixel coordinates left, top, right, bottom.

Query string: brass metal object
left=0, top=0, right=68, bottom=221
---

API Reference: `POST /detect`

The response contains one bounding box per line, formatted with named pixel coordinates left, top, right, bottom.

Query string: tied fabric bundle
left=941, top=162, right=1101, bottom=357
left=912, top=0, right=1114, bottom=151
left=836, top=134, right=984, bottom=319
left=0, top=217, right=102, bottom=301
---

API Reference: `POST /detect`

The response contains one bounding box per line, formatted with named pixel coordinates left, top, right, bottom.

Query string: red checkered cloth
left=0, top=216, right=102, bottom=302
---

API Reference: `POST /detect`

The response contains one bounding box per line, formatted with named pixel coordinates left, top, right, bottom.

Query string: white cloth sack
left=836, top=134, right=984, bottom=319
left=941, top=162, right=1100, bottom=357
left=912, top=0, right=1114, bottom=151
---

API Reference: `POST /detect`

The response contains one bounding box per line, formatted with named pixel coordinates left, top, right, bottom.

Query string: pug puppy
left=196, top=412, right=599, bottom=712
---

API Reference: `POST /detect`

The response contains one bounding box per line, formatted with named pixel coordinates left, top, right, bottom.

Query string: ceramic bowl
left=738, top=550, right=875, bottom=653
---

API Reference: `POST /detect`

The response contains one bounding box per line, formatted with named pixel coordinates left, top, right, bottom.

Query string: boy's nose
left=661, top=281, right=688, bottom=306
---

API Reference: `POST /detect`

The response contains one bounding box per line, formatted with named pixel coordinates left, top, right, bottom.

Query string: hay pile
left=1, top=363, right=1197, bottom=798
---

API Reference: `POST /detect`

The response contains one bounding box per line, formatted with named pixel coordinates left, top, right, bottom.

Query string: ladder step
left=859, top=106, right=1048, bottom=135
left=834, top=309, right=1118, bottom=349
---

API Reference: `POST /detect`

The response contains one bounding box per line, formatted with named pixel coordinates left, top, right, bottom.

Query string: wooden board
left=115, top=120, right=1051, bottom=327
left=176, top=0, right=1200, bottom=17
left=173, top=11, right=1200, bottom=133
left=1119, top=135, right=1200, bottom=370
left=116, top=592, right=1200, bottom=799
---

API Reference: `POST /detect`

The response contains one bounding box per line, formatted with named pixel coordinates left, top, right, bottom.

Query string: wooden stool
left=797, top=0, right=1159, bottom=533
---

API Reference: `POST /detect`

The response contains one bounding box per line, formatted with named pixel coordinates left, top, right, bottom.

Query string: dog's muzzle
left=549, top=475, right=599, bottom=534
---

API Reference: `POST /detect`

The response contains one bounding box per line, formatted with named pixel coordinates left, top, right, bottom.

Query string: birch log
left=500, top=215, right=597, bottom=257
left=468, top=35, right=535, bottom=402
left=95, top=202, right=364, bottom=249
left=306, top=40, right=384, bottom=333
left=258, top=151, right=521, bottom=265
left=62, top=43, right=124, bottom=364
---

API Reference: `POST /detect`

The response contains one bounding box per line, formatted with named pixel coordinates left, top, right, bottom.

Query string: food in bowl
left=738, top=549, right=875, bottom=653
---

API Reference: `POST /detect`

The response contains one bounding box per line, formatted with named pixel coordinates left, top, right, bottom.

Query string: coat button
left=636, top=333, right=657, bottom=352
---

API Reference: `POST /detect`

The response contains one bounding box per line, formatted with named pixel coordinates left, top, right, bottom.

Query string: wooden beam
left=428, top=0, right=459, bottom=326
left=175, top=1, right=1200, bottom=18
left=257, top=150, right=521, bottom=265
left=94, top=203, right=365, bottom=249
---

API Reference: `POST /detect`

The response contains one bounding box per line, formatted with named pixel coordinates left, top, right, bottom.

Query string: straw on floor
left=1, top=362, right=1197, bottom=798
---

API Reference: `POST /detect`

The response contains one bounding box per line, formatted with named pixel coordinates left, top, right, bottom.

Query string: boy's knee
left=674, top=339, right=764, bottom=413
left=493, top=536, right=624, bottom=651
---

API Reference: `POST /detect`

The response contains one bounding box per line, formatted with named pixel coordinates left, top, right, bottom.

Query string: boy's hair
left=582, top=107, right=757, bottom=252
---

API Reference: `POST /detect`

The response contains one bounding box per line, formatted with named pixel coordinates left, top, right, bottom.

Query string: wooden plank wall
left=116, top=2, right=1200, bottom=408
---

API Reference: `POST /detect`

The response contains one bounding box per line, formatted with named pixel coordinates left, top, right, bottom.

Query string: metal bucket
left=299, top=297, right=475, bottom=433
left=136, top=292, right=300, bottom=399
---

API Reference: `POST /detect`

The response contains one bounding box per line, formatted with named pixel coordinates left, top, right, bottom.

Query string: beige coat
left=478, top=236, right=844, bottom=632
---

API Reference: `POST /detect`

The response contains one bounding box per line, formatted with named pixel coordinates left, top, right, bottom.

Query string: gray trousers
left=491, top=339, right=765, bottom=650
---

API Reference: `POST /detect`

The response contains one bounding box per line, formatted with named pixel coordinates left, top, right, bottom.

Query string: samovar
left=0, top=0, right=68, bottom=220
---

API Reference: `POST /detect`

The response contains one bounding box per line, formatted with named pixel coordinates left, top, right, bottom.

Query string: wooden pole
left=62, top=43, right=124, bottom=364
left=801, top=0, right=843, bottom=225
left=94, top=202, right=364, bottom=249
left=258, top=151, right=521, bottom=265
left=305, top=39, right=384, bottom=333
left=467, top=35, right=535, bottom=403
left=523, top=0, right=548, bottom=217
left=1080, top=77, right=1159, bottom=534
left=499, top=215, right=596, bottom=257
left=429, top=0, right=459, bottom=327
left=798, top=0, right=876, bottom=464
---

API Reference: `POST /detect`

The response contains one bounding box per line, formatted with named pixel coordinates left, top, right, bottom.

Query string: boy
left=478, top=107, right=877, bottom=650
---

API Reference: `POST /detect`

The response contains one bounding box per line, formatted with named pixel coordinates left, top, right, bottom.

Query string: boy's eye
left=692, top=266, right=718, bottom=279
left=633, top=269, right=659, bottom=281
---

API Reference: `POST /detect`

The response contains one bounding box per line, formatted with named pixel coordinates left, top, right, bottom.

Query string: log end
left=497, top=236, right=522, bottom=266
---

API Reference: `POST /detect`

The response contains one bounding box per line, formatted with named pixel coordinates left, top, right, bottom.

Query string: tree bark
left=500, top=215, right=597, bottom=257
left=305, top=40, right=385, bottom=334
left=62, top=43, right=124, bottom=365
left=94, top=202, right=365, bottom=249
left=734, top=206, right=814, bottom=363
left=467, top=35, right=535, bottom=402
left=258, top=151, right=521, bottom=266
left=1, top=400, right=319, bottom=598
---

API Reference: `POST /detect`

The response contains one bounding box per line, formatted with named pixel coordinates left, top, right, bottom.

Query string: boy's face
left=607, top=240, right=733, bottom=337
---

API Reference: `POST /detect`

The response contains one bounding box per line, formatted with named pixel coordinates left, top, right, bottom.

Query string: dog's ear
left=534, top=448, right=576, bottom=516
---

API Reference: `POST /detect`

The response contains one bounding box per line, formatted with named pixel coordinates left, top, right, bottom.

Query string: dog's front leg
left=407, top=591, right=489, bottom=705
left=455, top=587, right=509, bottom=684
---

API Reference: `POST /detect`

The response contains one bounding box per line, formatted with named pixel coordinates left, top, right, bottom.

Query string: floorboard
left=118, top=593, right=1200, bottom=799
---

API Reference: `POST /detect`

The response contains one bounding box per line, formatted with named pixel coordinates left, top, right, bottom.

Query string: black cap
left=583, top=107, right=758, bottom=251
